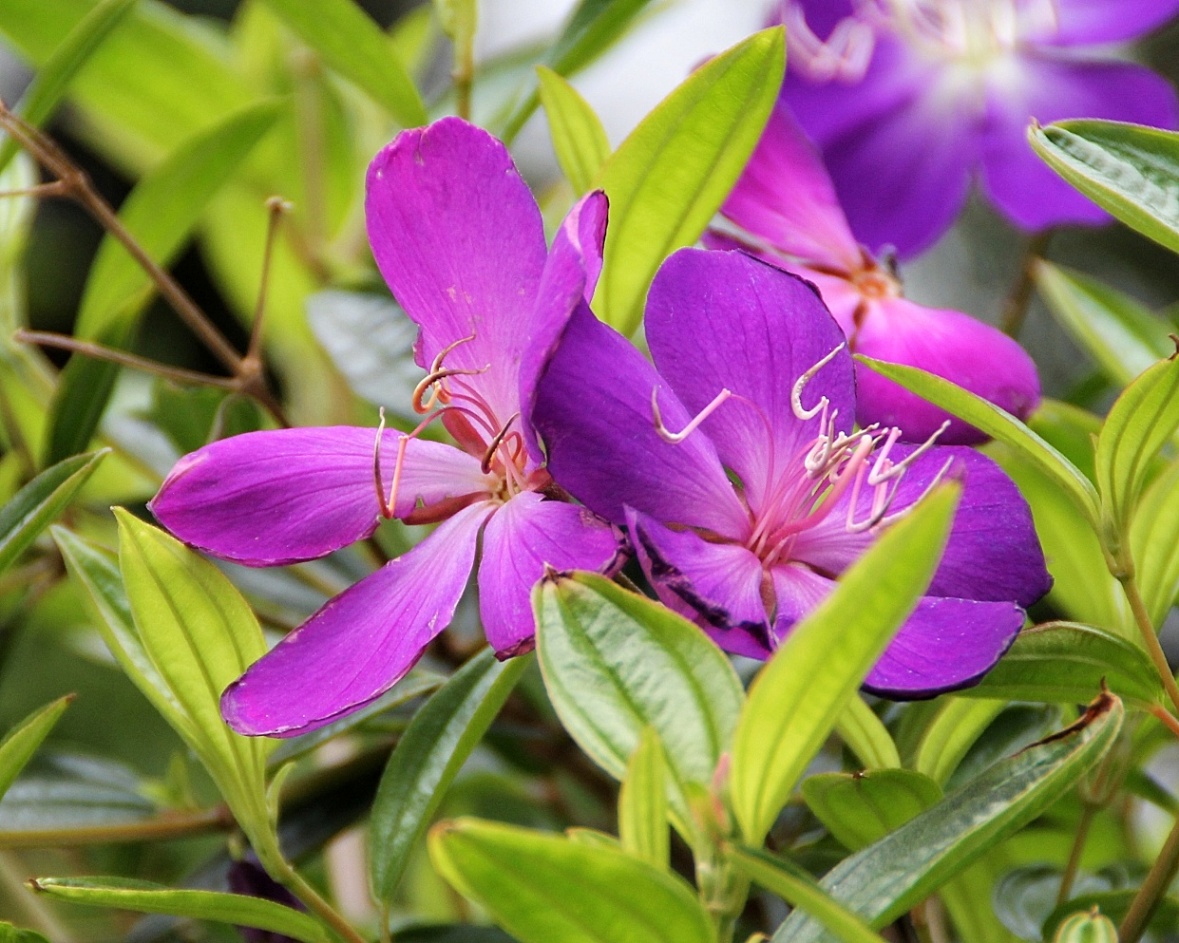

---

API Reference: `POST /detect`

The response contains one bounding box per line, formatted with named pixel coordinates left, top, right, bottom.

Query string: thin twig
left=999, top=230, right=1052, bottom=338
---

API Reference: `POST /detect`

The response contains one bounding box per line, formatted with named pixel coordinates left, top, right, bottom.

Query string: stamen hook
left=481, top=412, right=521, bottom=474
left=652, top=386, right=732, bottom=443
left=792, top=343, right=845, bottom=421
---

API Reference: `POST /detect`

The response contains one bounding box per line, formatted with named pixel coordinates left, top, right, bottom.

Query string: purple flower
left=780, top=0, right=1179, bottom=258
left=532, top=248, right=1051, bottom=697
left=227, top=859, right=305, bottom=943
left=150, top=118, right=620, bottom=737
left=709, top=100, right=1040, bottom=443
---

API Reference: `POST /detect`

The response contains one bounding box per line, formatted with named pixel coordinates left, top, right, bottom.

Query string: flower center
left=851, top=264, right=900, bottom=302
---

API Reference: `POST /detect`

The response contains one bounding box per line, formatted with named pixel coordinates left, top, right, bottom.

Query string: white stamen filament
left=792, top=343, right=846, bottom=421
left=652, top=386, right=733, bottom=443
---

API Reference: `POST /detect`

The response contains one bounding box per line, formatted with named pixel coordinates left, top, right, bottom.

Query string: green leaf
left=592, top=27, right=784, bottom=335
left=1030, top=119, right=1179, bottom=256
left=1034, top=262, right=1173, bottom=386
left=0, top=450, right=107, bottom=576
left=29, top=877, right=330, bottom=943
left=858, top=356, right=1101, bottom=526
left=834, top=695, right=902, bottom=771
left=802, top=770, right=942, bottom=851
left=962, top=621, right=1164, bottom=709
left=730, top=483, right=959, bottom=844
left=728, top=846, right=888, bottom=943
left=0, top=922, right=50, bottom=943
left=534, top=570, right=744, bottom=831
left=537, top=66, right=611, bottom=193
left=0, top=0, right=137, bottom=174
left=914, top=698, right=1007, bottom=787
left=618, top=727, right=669, bottom=870
left=1129, top=456, right=1179, bottom=626
left=429, top=818, right=713, bottom=943
left=772, top=693, right=1124, bottom=942
left=1094, top=353, right=1179, bottom=556
left=259, top=0, right=426, bottom=128
left=369, top=650, right=528, bottom=908
left=0, top=697, right=73, bottom=803
left=45, top=101, right=280, bottom=464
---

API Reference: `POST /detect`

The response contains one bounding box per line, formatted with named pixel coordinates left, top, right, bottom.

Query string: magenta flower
left=710, top=100, right=1040, bottom=443
left=150, top=118, right=620, bottom=737
left=533, top=248, right=1050, bottom=696
left=780, top=0, right=1179, bottom=257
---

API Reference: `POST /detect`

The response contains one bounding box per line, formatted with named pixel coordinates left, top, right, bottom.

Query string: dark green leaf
left=0, top=922, right=50, bottom=943
left=802, top=770, right=942, bottom=851
left=0, top=697, right=73, bottom=803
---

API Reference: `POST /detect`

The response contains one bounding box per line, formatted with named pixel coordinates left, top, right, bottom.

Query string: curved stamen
left=481, top=412, right=521, bottom=474
left=652, top=386, right=732, bottom=443
left=373, top=407, right=391, bottom=517
left=792, top=343, right=845, bottom=421
left=785, top=2, right=876, bottom=82
left=849, top=455, right=955, bottom=532
left=867, top=420, right=949, bottom=487
left=412, top=364, right=490, bottom=414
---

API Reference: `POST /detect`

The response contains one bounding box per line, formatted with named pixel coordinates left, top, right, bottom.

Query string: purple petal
left=365, top=117, right=547, bottom=422
left=221, top=503, right=492, bottom=737
left=768, top=562, right=835, bottom=645
left=645, top=248, right=855, bottom=513
left=150, top=428, right=492, bottom=567
left=785, top=33, right=979, bottom=259
left=628, top=509, right=772, bottom=658
left=478, top=492, right=622, bottom=658
left=980, top=55, right=1179, bottom=231
left=720, top=99, right=860, bottom=270
left=532, top=304, right=749, bottom=536
left=1036, top=0, right=1179, bottom=45
left=863, top=596, right=1025, bottom=698
left=853, top=297, right=1041, bottom=444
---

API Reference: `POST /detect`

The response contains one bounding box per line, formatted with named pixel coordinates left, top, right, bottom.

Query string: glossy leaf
left=728, top=846, right=887, bottom=943
left=835, top=696, right=902, bottom=771
left=29, top=877, right=329, bottom=943
left=1034, top=262, right=1173, bottom=386
left=0, top=697, right=73, bottom=803
left=535, top=570, right=743, bottom=831
left=802, top=770, right=942, bottom=852
left=860, top=356, right=1100, bottom=525
left=429, top=818, right=713, bottom=943
left=1030, top=120, right=1179, bottom=256
left=538, top=66, right=611, bottom=194
left=0, top=450, right=107, bottom=577
left=730, top=484, right=959, bottom=843
left=914, top=698, right=1006, bottom=788
left=258, top=0, right=426, bottom=128
left=369, top=650, right=528, bottom=908
left=592, top=27, right=784, bottom=335
left=772, top=693, right=1124, bottom=942
left=1129, top=456, right=1179, bottom=626
left=618, top=727, right=669, bottom=870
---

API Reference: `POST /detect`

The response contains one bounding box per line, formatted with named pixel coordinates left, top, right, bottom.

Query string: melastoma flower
left=709, top=100, right=1040, bottom=443
left=533, top=248, right=1050, bottom=696
left=150, top=118, right=620, bottom=737
left=780, top=0, right=1179, bottom=257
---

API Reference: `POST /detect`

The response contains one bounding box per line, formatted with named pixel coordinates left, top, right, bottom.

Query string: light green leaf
left=592, top=27, right=784, bottom=335
left=0, top=922, right=50, bottom=943
left=0, top=0, right=137, bottom=174
left=538, top=66, right=611, bottom=193
left=0, top=450, right=107, bottom=576
left=29, top=877, right=330, bottom=943
left=858, top=356, right=1100, bottom=526
left=914, top=698, right=1007, bottom=787
left=0, top=697, right=73, bottom=803
left=802, top=770, right=942, bottom=851
left=730, top=484, right=959, bottom=844
left=1034, top=261, right=1173, bottom=386
left=961, top=621, right=1164, bottom=709
left=429, top=818, right=713, bottom=943
left=772, top=693, right=1124, bottom=943
left=1030, top=119, right=1179, bottom=256
left=618, top=727, right=669, bottom=870
left=534, top=570, right=744, bottom=832
left=434, top=0, right=476, bottom=48
left=727, top=846, right=888, bottom=943
left=369, top=649, right=528, bottom=909
left=1129, top=456, right=1179, bottom=626
left=835, top=696, right=902, bottom=771
left=259, top=0, right=426, bottom=128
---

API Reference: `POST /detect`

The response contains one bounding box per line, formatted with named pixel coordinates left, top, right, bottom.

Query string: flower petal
left=852, top=296, right=1041, bottom=444
left=1034, top=0, right=1179, bottom=45
left=863, top=596, right=1025, bottom=698
left=365, top=117, right=547, bottom=421
left=478, top=491, right=622, bottom=658
left=150, top=428, right=492, bottom=567
left=221, top=503, right=492, bottom=737
left=532, top=304, right=748, bottom=535
left=980, top=56, right=1179, bottom=232
left=645, top=248, right=854, bottom=513
left=628, top=509, right=772, bottom=658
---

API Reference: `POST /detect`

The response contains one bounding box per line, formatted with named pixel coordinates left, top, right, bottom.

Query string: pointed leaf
left=429, top=818, right=713, bottom=943
left=914, top=698, right=1007, bottom=787
left=834, top=696, right=902, bottom=771
left=1129, top=456, right=1179, bottom=626
left=730, top=484, right=959, bottom=844
left=0, top=450, right=107, bottom=576
left=0, top=923, right=50, bottom=943
left=772, top=692, right=1124, bottom=942
left=618, top=727, right=669, bottom=869
left=0, top=697, right=73, bottom=803
left=29, top=877, right=329, bottom=943
left=538, top=66, right=611, bottom=194
left=592, top=27, right=784, bottom=335
left=369, top=649, right=528, bottom=908
left=802, top=770, right=942, bottom=851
